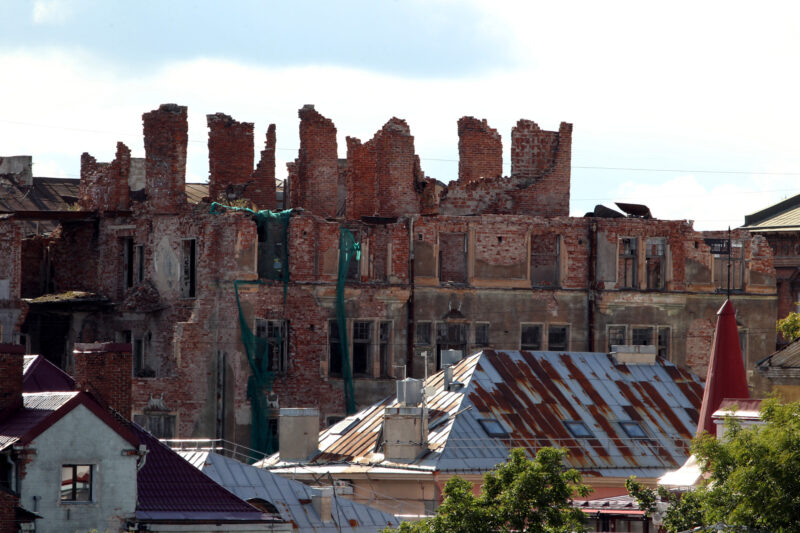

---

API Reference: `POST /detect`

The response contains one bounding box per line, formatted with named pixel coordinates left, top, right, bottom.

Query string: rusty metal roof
left=267, top=350, right=703, bottom=480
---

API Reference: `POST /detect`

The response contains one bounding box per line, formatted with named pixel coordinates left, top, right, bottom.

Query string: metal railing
left=161, top=438, right=271, bottom=464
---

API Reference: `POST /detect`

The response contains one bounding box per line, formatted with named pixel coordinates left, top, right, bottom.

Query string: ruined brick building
left=0, top=104, right=778, bottom=452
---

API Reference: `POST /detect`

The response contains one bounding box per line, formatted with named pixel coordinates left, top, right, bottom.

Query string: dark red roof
left=696, top=299, right=750, bottom=436
left=23, top=355, right=75, bottom=393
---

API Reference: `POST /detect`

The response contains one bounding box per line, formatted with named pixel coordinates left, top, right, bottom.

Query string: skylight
left=564, top=421, right=594, bottom=438
left=478, top=418, right=509, bottom=438
left=619, top=421, right=648, bottom=438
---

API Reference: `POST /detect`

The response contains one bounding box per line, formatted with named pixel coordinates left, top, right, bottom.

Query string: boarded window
left=329, top=320, right=343, bottom=377
left=658, top=326, right=671, bottom=359
left=181, top=239, right=197, bottom=298
left=531, top=235, right=560, bottom=287
left=632, top=326, right=654, bottom=346
left=379, top=321, right=391, bottom=378
left=474, top=323, right=490, bottom=347
left=619, top=238, right=638, bottom=288
left=608, top=325, right=627, bottom=351
left=645, top=237, right=666, bottom=289
left=521, top=324, right=542, bottom=350
left=353, top=321, right=372, bottom=376
left=255, top=319, right=289, bottom=372
left=439, top=233, right=467, bottom=284
left=548, top=325, right=569, bottom=351
left=714, top=241, right=744, bottom=291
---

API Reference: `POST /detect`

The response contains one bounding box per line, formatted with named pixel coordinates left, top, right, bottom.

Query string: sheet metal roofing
left=179, top=451, right=399, bottom=532
left=742, top=193, right=800, bottom=231
left=266, top=350, right=703, bottom=480
left=0, top=392, right=78, bottom=450
left=22, top=355, right=75, bottom=392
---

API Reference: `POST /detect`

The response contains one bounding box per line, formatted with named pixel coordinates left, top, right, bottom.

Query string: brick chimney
left=73, top=342, right=132, bottom=419
left=0, top=344, right=24, bottom=421
left=143, top=104, right=188, bottom=213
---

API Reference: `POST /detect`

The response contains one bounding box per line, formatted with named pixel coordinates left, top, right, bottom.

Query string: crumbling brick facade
left=0, top=103, right=779, bottom=453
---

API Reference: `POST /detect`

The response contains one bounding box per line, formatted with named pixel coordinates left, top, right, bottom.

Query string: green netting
left=337, top=228, right=361, bottom=415
left=210, top=203, right=292, bottom=456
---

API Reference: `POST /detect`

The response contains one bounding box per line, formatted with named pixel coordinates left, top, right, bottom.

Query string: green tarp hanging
left=336, top=228, right=361, bottom=415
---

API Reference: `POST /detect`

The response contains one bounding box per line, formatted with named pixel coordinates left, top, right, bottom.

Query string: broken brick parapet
left=291, top=106, right=339, bottom=218
left=249, top=124, right=277, bottom=210
left=458, top=116, right=502, bottom=183
left=207, top=113, right=255, bottom=204
left=143, top=104, right=188, bottom=214
left=79, top=142, right=131, bottom=213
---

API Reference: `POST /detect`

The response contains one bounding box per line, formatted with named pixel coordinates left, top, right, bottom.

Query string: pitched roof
left=265, top=350, right=703, bottom=480
left=0, top=391, right=138, bottom=451
left=179, top=450, right=400, bottom=532
left=742, top=193, right=800, bottom=231
left=696, top=300, right=750, bottom=436
left=23, top=355, right=75, bottom=392
left=757, top=338, right=800, bottom=380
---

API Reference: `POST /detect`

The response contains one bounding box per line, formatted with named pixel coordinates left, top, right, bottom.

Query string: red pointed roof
left=696, top=299, right=750, bottom=436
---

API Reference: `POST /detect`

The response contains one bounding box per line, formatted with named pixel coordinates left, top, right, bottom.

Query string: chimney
left=73, top=342, right=132, bottom=419
left=142, top=104, right=188, bottom=213
left=311, top=487, right=333, bottom=523
left=383, top=405, right=428, bottom=462
left=279, top=408, right=319, bottom=461
left=0, top=344, right=24, bottom=421
left=395, top=378, right=422, bottom=406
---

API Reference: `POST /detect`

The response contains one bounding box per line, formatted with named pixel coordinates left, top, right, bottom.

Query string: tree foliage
left=777, top=311, right=800, bottom=342
left=386, top=447, right=590, bottom=533
left=628, top=399, right=800, bottom=533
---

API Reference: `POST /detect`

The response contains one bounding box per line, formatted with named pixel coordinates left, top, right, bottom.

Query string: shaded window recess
left=618, top=237, right=638, bottom=288
left=632, top=326, right=654, bottom=346
left=346, top=229, right=362, bottom=282
left=474, top=322, right=490, bottom=347
left=61, top=464, right=92, bottom=502
left=714, top=241, right=744, bottom=291
left=257, top=220, right=287, bottom=280
left=133, top=413, right=175, bottom=439
left=436, top=322, right=467, bottom=370
left=122, top=237, right=134, bottom=290
left=415, top=322, right=432, bottom=345
left=645, top=237, right=666, bottom=289
left=657, top=326, right=671, bottom=359
left=564, top=421, right=594, bottom=438
left=619, top=421, right=648, bottom=439
left=478, top=418, right=509, bottom=438
left=255, top=319, right=289, bottom=373
left=135, top=244, right=145, bottom=283
left=379, top=321, right=392, bottom=378
left=439, top=233, right=468, bottom=284
left=352, top=321, right=372, bottom=376
left=520, top=324, right=542, bottom=351
left=181, top=238, right=197, bottom=298
left=607, top=325, right=627, bottom=352
left=133, top=337, right=144, bottom=376
left=328, top=319, right=343, bottom=377
left=531, top=235, right=560, bottom=287
left=548, top=324, right=569, bottom=352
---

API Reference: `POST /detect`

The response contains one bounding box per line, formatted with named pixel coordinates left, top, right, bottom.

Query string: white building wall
left=19, top=403, right=138, bottom=533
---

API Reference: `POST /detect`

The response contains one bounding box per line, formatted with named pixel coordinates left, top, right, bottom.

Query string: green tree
left=777, top=311, right=800, bottom=342
left=386, top=447, right=590, bottom=533
left=628, top=399, right=800, bottom=532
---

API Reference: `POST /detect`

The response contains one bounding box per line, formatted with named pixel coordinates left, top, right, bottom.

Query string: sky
left=1, top=0, right=800, bottom=230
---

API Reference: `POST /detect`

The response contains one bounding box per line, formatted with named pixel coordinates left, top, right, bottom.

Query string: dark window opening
left=645, top=237, right=666, bottom=289
left=257, top=221, right=287, bottom=280
left=521, top=324, right=542, bottom=351
left=122, top=237, right=134, bottom=290
left=61, top=465, right=92, bottom=502
left=135, top=244, right=145, bottom=283
left=133, top=338, right=144, bottom=376
left=328, top=320, right=343, bottom=377
left=439, top=233, right=467, bottom=284
left=256, top=319, right=288, bottom=373
left=346, top=229, right=362, bottom=282
left=548, top=325, right=569, bottom=352
left=632, top=327, right=654, bottom=346
left=379, top=321, right=391, bottom=378
left=415, top=322, right=432, bottom=345
left=657, top=327, right=671, bottom=359
left=474, top=323, right=490, bottom=347
left=619, top=238, right=638, bottom=288
left=531, top=235, right=560, bottom=287
left=608, top=325, right=627, bottom=351
left=352, top=321, right=372, bottom=376
left=181, top=239, right=197, bottom=298
left=436, top=322, right=467, bottom=369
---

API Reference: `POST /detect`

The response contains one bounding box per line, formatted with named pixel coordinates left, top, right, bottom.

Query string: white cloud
left=32, top=0, right=73, bottom=24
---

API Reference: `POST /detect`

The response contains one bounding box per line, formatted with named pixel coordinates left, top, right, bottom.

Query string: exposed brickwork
left=249, top=124, right=277, bottom=210
left=73, top=342, right=133, bottom=419
left=142, top=104, right=188, bottom=213
left=207, top=113, right=255, bottom=204
left=79, top=142, right=131, bottom=212
left=0, top=345, right=23, bottom=421
left=291, top=106, right=339, bottom=218
left=458, top=116, right=502, bottom=183
left=0, top=489, right=19, bottom=533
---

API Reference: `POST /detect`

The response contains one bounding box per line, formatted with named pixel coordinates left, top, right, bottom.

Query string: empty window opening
left=135, top=244, right=145, bottom=283
left=379, top=321, right=392, bottom=378
left=352, top=321, right=372, bottom=376
left=632, top=327, right=654, bottom=346
left=122, top=237, right=134, bottom=290
left=531, top=235, right=560, bottom=287
left=439, top=233, right=468, bottom=284
left=548, top=325, right=569, bottom=352
left=474, top=323, right=490, bottom=347
left=328, top=320, right=343, bottom=377
left=645, top=237, right=666, bottom=289
left=255, top=319, right=289, bottom=373
left=619, top=238, right=638, bottom=288
left=436, top=322, right=467, bottom=369
left=521, top=324, right=542, bottom=351
left=607, top=325, right=627, bottom=352
left=133, top=337, right=144, bottom=376
left=415, top=322, right=432, bottom=345
left=657, top=326, right=671, bottom=359
left=181, top=239, right=197, bottom=298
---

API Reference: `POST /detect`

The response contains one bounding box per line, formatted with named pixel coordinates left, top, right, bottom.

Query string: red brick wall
left=207, top=113, right=255, bottom=203
left=458, top=116, right=502, bottom=183
left=0, top=489, right=19, bottom=533
left=73, top=342, right=133, bottom=419
left=250, top=124, right=277, bottom=210
left=291, top=106, right=339, bottom=218
left=0, top=345, right=23, bottom=421
left=79, top=142, right=131, bottom=212
left=0, top=223, right=21, bottom=302
left=143, top=104, right=188, bottom=213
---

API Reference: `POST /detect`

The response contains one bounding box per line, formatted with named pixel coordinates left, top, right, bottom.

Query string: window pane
left=632, top=327, right=653, bottom=346
left=608, top=325, right=626, bottom=351
left=548, top=325, right=568, bottom=352
left=521, top=325, right=542, bottom=350
left=74, top=465, right=91, bottom=501
left=61, top=466, right=74, bottom=501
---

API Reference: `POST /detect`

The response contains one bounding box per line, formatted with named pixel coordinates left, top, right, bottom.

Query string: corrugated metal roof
left=179, top=451, right=399, bottom=532
left=266, top=350, right=703, bottom=480
left=743, top=193, right=800, bottom=230
left=22, top=355, right=75, bottom=392
left=0, top=392, right=78, bottom=450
